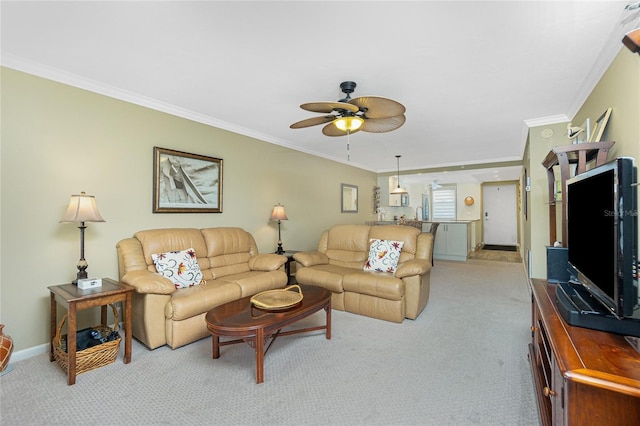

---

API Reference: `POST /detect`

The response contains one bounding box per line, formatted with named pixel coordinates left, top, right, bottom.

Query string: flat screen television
left=558, top=157, right=639, bottom=336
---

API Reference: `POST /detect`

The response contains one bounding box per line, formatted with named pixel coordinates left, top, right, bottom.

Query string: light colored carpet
left=0, top=259, right=538, bottom=425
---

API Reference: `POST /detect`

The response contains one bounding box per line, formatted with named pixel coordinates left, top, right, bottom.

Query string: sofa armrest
left=248, top=253, right=287, bottom=271
left=293, top=251, right=329, bottom=267
left=395, top=259, right=432, bottom=278
left=121, top=269, right=177, bottom=295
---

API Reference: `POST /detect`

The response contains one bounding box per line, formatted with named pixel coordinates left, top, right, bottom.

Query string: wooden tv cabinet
left=528, top=279, right=640, bottom=425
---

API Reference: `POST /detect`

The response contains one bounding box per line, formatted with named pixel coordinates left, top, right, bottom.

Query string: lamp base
left=72, top=270, right=88, bottom=285
left=275, top=243, right=285, bottom=255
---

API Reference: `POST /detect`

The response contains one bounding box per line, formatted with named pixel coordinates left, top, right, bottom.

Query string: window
left=432, top=185, right=456, bottom=220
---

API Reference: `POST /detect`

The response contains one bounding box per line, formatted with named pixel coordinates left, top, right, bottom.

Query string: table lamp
left=270, top=203, right=288, bottom=254
left=60, top=192, right=105, bottom=284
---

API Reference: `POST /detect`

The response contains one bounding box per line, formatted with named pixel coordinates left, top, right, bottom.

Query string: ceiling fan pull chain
left=347, top=129, right=351, bottom=161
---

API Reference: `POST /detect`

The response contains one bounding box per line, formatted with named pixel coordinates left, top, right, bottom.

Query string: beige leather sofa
left=293, top=224, right=433, bottom=323
left=116, top=227, right=287, bottom=349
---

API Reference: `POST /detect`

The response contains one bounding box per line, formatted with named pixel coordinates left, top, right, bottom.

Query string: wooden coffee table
left=205, top=285, right=331, bottom=384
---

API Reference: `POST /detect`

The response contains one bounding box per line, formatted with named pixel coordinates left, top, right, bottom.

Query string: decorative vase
left=0, top=324, right=14, bottom=373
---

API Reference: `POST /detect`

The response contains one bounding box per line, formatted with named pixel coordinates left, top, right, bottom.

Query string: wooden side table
left=280, top=250, right=299, bottom=285
left=48, top=278, right=133, bottom=385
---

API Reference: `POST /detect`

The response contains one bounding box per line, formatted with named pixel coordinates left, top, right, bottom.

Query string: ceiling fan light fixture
left=334, top=116, right=363, bottom=132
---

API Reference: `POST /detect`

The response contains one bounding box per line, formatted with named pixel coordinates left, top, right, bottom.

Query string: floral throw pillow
left=151, top=248, right=203, bottom=289
left=363, top=239, right=404, bottom=273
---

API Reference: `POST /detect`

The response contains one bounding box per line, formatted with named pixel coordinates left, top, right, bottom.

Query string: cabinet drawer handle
left=543, top=387, right=556, bottom=397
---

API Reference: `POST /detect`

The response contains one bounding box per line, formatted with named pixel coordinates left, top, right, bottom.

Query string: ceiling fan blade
left=360, top=115, right=406, bottom=133
left=290, top=115, right=336, bottom=129
left=349, top=96, right=406, bottom=119
left=301, top=101, right=359, bottom=114
left=321, top=122, right=362, bottom=137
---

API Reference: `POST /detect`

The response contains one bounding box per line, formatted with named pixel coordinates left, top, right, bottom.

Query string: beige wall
left=524, top=122, right=572, bottom=278
left=525, top=47, right=640, bottom=279
left=457, top=183, right=482, bottom=221
left=572, top=48, right=640, bottom=162
left=1, top=68, right=377, bottom=351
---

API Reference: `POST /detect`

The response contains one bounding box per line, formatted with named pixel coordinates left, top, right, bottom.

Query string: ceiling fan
left=290, top=81, right=406, bottom=137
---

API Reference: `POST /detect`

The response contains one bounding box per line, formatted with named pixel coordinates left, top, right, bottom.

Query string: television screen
left=567, top=167, right=615, bottom=299
left=566, top=157, right=638, bottom=318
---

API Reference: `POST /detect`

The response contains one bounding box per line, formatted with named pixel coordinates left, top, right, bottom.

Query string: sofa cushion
left=151, top=248, right=204, bottom=288
left=121, top=269, right=176, bottom=294
left=293, top=251, right=329, bottom=267
left=135, top=228, right=208, bottom=267
left=364, top=239, right=404, bottom=273
left=201, top=227, right=258, bottom=278
left=217, top=270, right=286, bottom=297
left=248, top=253, right=287, bottom=271
left=295, top=264, right=351, bottom=293
left=343, top=271, right=404, bottom=300
left=202, top=227, right=256, bottom=256
left=395, top=258, right=431, bottom=278
left=369, top=225, right=420, bottom=263
left=209, top=256, right=252, bottom=277
left=165, top=281, right=242, bottom=321
left=325, top=224, right=370, bottom=268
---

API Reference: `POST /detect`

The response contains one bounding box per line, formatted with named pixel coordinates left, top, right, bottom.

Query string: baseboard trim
left=11, top=343, right=49, bottom=363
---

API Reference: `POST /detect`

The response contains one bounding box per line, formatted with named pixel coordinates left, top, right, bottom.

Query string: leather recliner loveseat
left=116, top=227, right=287, bottom=349
left=293, top=224, right=434, bottom=323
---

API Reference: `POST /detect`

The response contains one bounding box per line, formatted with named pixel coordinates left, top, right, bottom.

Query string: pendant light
left=391, top=155, right=407, bottom=194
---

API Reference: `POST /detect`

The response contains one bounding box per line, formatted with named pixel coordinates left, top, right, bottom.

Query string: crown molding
left=1, top=54, right=374, bottom=172
left=565, top=7, right=640, bottom=119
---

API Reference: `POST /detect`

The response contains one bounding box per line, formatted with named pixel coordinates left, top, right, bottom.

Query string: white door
left=483, top=184, right=517, bottom=245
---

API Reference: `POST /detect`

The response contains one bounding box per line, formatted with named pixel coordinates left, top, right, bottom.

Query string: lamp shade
left=60, top=192, right=105, bottom=223
left=334, top=116, right=364, bottom=132
left=391, top=186, right=408, bottom=195
left=270, top=204, right=288, bottom=221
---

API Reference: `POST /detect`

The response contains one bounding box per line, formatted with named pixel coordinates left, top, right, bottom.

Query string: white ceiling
left=2, top=1, right=639, bottom=184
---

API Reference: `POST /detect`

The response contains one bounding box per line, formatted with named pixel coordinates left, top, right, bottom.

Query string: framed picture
left=341, top=183, right=358, bottom=213
left=153, top=147, right=222, bottom=213
left=589, top=108, right=612, bottom=142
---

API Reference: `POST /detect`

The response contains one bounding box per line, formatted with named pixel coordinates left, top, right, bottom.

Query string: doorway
left=482, top=183, right=517, bottom=246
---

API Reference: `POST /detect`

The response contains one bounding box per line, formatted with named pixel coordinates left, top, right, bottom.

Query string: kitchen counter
left=423, top=220, right=472, bottom=224
left=366, top=220, right=473, bottom=261
left=365, top=220, right=424, bottom=230
left=423, top=221, right=471, bottom=261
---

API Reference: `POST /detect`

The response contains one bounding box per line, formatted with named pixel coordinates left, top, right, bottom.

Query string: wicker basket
left=53, top=304, right=121, bottom=376
left=251, top=285, right=303, bottom=310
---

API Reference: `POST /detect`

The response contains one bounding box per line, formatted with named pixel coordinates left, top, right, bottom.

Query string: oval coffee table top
left=205, top=285, right=331, bottom=335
